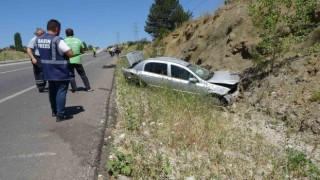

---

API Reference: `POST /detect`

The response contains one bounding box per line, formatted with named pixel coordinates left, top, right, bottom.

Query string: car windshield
left=187, top=64, right=212, bottom=80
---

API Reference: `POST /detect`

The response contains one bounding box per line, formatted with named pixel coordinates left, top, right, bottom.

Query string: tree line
left=0, top=32, right=95, bottom=53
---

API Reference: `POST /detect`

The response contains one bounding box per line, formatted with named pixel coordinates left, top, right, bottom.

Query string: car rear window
left=144, top=62, right=168, bottom=75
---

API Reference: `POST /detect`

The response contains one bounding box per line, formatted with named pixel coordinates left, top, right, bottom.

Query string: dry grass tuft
left=0, top=50, right=29, bottom=61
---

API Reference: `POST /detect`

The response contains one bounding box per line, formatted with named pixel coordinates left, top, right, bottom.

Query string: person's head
left=47, top=19, right=61, bottom=35
left=34, top=28, right=45, bottom=37
left=65, top=28, right=74, bottom=37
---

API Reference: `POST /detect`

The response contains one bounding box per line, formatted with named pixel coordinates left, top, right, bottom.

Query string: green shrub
left=136, top=43, right=144, bottom=51
left=310, top=91, right=320, bottom=102
left=286, top=149, right=320, bottom=178
left=249, top=0, right=317, bottom=68
left=107, top=147, right=133, bottom=177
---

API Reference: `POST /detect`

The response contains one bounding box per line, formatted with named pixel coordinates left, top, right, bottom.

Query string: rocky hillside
left=147, top=1, right=320, bottom=162
left=163, top=2, right=257, bottom=72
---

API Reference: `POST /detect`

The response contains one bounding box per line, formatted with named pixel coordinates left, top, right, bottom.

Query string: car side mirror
left=189, top=78, right=198, bottom=83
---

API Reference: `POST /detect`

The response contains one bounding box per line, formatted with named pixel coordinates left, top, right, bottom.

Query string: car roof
left=146, top=57, right=190, bottom=67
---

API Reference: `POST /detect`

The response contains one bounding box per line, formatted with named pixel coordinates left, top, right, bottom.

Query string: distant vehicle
left=121, top=51, right=240, bottom=105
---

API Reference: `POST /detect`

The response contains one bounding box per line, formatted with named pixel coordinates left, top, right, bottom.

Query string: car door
left=168, top=64, right=207, bottom=94
left=139, top=62, right=171, bottom=87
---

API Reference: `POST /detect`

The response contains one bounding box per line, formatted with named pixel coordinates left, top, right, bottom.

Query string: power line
left=183, top=0, right=193, bottom=7
left=191, top=0, right=209, bottom=11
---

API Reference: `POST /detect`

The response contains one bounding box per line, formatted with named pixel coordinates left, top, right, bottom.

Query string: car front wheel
left=210, top=94, right=228, bottom=106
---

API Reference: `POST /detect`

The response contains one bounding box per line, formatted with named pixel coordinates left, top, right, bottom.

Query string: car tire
left=219, top=97, right=228, bottom=106
left=137, top=80, right=147, bottom=87
left=210, top=94, right=228, bottom=106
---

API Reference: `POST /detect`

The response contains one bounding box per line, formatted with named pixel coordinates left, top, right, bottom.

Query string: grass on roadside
left=0, top=50, right=29, bottom=61
left=107, top=56, right=320, bottom=179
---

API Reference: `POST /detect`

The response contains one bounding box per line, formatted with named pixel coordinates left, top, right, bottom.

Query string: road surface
left=0, top=52, right=115, bottom=180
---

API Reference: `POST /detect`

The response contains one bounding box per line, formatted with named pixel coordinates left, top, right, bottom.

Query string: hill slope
left=151, top=1, right=320, bottom=162
left=107, top=1, right=320, bottom=178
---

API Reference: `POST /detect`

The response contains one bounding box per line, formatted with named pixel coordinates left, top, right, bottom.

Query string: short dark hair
left=65, top=28, right=74, bottom=37
left=47, top=19, right=61, bottom=31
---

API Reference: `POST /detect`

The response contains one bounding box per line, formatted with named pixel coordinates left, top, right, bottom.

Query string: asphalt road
left=0, top=52, right=116, bottom=180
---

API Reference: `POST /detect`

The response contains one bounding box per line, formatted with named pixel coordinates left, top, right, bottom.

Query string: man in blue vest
left=36, top=19, right=74, bottom=122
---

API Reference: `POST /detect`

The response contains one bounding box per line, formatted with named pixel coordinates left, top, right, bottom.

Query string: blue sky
left=0, top=0, right=224, bottom=49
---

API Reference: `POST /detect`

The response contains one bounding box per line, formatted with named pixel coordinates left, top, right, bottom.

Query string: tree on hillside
left=145, top=0, right=192, bottom=39
left=83, top=41, right=88, bottom=50
left=14, top=32, right=23, bottom=52
left=88, top=45, right=93, bottom=51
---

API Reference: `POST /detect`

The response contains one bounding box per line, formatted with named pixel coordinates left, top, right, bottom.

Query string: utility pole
left=133, top=22, right=139, bottom=41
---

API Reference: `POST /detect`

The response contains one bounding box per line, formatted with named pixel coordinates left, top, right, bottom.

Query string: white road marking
left=0, top=58, right=95, bottom=105
left=19, top=133, right=51, bottom=138
left=0, top=86, right=36, bottom=104
left=5, top=152, right=56, bottom=159
left=0, top=61, right=29, bottom=67
left=83, top=61, right=95, bottom=66
left=0, top=67, right=32, bottom=75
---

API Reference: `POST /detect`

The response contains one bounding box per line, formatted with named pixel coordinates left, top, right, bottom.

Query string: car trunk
left=122, top=51, right=144, bottom=67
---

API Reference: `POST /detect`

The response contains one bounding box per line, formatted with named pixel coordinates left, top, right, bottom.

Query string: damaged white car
left=121, top=51, right=240, bottom=105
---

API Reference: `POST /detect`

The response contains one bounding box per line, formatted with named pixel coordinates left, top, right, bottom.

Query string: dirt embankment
left=154, top=1, right=320, bottom=162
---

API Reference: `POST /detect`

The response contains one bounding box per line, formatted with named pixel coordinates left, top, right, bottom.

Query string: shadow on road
left=65, top=106, right=85, bottom=116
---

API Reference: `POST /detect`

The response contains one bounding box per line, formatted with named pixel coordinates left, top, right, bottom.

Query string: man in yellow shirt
left=93, top=47, right=96, bottom=57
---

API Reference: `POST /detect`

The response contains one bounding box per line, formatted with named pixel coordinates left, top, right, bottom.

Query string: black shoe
left=56, top=115, right=73, bottom=122
left=39, top=88, right=45, bottom=93
left=52, top=113, right=57, bottom=117
left=70, top=89, right=77, bottom=93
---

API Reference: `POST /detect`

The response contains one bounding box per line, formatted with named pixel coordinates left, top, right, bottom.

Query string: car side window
left=171, top=65, right=193, bottom=80
left=144, top=62, right=167, bottom=75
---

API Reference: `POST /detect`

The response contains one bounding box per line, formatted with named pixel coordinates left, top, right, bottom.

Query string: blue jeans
left=48, top=81, right=69, bottom=116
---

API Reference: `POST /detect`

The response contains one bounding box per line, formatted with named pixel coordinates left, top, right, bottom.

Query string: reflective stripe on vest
left=41, top=59, right=68, bottom=64
left=52, top=36, right=58, bottom=61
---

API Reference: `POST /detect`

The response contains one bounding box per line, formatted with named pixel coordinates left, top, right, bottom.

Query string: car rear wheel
left=123, top=74, right=146, bottom=87
left=136, top=79, right=147, bottom=87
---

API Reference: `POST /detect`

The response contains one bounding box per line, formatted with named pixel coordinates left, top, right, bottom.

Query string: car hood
left=121, top=51, right=144, bottom=66
left=207, top=71, right=240, bottom=85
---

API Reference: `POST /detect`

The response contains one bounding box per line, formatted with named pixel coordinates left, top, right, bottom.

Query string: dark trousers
left=32, top=57, right=46, bottom=90
left=70, top=64, right=91, bottom=91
